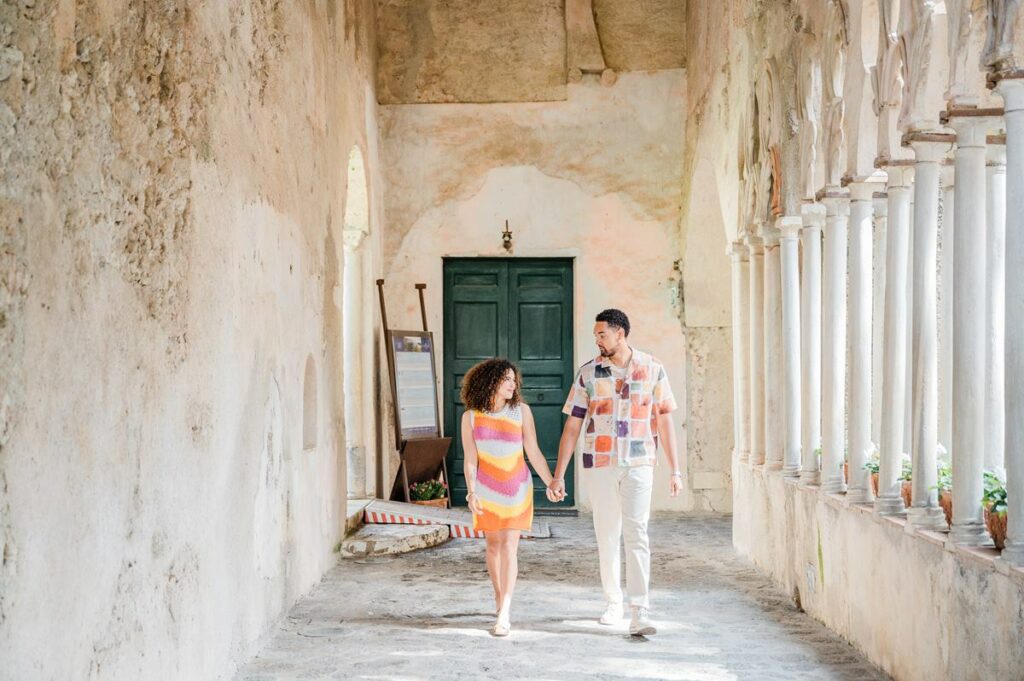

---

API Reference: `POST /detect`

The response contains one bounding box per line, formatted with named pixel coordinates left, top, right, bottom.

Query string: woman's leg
left=485, top=532, right=503, bottom=612
left=496, top=529, right=521, bottom=619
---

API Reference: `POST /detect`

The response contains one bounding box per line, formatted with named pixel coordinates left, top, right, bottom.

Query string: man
left=547, top=308, right=682, bottom=636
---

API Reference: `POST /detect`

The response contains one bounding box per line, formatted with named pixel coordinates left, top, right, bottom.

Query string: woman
left=461, top=358, right=554, bottom=637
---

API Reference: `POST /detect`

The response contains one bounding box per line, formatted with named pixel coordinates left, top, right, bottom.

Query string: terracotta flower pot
left=938, top=489, right=952, bottom=527
left=844, top=461, right=849, bottom=484
left=900, top=480, right=913, bottom=509
left=412, top=497, right=448, bottom=508
left=870, top=472, right=879, bottom=497
left=985, top=504, right=1007, bottom=550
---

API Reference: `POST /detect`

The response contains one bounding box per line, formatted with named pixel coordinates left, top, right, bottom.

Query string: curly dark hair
left=596, top=308, right=630, bottom=336
left=461, top=358, right=522, bottom=412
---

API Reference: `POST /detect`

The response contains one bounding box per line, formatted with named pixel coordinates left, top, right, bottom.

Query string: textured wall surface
left=733, top=465, right=1024, bottom=681
left=374, top=0, right=567, bottom=104
left=0, top=1, right=381, bottom=678
left=378, top=72, right=733, bottom=512
left=592, top=0, right=686, bottom=72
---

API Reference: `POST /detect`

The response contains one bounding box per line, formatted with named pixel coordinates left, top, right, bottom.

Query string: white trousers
left=587, top=464, right=654, bottom=609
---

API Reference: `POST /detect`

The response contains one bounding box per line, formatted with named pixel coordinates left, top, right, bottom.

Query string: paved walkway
left=236, top=515, right=890, bottom=681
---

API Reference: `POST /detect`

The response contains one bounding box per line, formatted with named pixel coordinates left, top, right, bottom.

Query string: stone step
left=339, top=523, right=450, bottom=559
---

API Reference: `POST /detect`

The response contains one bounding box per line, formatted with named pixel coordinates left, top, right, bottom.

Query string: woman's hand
left=467, top=492, right=484, bottom=515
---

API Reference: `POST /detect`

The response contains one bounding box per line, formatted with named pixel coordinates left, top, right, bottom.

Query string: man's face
left=593, top=321, right=624, bottom=357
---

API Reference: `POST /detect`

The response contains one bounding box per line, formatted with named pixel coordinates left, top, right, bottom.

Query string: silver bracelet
left=670, top=471, right=683, bottom=478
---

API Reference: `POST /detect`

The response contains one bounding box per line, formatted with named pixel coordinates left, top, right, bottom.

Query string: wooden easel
left=376, top=280, right=453, bottom=506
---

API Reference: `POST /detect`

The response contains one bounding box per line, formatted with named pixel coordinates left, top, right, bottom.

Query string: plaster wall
left=733, top=463, right=1024, bottom=681
left=379, top=71, right=733, bottom=512
left=0, top=1, right=382, bottom=678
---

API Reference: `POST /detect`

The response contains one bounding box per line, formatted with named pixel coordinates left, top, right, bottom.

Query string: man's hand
left=546, top=478, right=566, bottom=503
left=669, top=472, right=684, bottom=498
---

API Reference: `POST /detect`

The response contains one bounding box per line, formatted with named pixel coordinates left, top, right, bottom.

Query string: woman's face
left=497, top=369, right=517, bottom=400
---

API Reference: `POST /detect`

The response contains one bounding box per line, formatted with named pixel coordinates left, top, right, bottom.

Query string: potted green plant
left=863, top=450, right=880, bottom=496
left=982, top=467, right=1008, bottom=550
left=899, top=453, right=913, bottom=508
left=410, top=479, right=448, bottom=508
left=934, top=459, right=952, bottom=527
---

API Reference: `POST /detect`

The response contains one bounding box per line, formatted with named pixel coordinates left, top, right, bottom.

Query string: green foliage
left=410, top=479, right=447, bottom=501
left=899, top=453, right=913, bottom=482
left=933, top=460, right=952, bottom=492
left=982, top=468, right=1007, bottom=514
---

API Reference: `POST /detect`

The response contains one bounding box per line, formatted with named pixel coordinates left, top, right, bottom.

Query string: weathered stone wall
left=0, top=1, right=382, bottom=678
left=734, top=464, right=1024, bottom=681
left=379, top=71, right=733, bottom=512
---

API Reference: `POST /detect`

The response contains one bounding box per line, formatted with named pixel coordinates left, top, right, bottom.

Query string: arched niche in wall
left=342, top=144, right=373, bottom=497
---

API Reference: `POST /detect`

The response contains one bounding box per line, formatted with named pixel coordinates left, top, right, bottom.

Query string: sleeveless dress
left=471, top=404, right=534, bottom=532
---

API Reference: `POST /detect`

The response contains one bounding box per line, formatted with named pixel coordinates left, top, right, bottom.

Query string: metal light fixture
left=501, top=219, right=513, bottom=252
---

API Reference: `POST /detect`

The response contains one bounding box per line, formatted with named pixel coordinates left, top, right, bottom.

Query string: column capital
left=904, top=133, right=956, bottom=163
left=745, top=234, right=764, bottom=255
left=945, top=110, right=1004, bottom=146
left=800, top=202, right=826, bottom=230
left=940, top=163, right=956, bottom=189
left=729, top=239, right=750, bottom=260
left=762, top=226, right=781, bottom=248
left=987, top=142, right=1008, bottom=166
left=847, top=179, right=884, bottom=202
left=777, top=215, right=802, bottom=239
left=995, top=76, right=1024, bottom=113
left=872, top=192, right=888, bottom=217
left=819, top=190, right=850, bottom=219
left=884, top=164, right=914, bottom=189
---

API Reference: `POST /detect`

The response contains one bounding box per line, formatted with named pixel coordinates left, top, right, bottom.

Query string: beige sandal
left=491, top=615, right=511, bottom=637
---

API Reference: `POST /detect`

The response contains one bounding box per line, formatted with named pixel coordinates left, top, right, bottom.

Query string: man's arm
left=549, top=416, right=583, bottom=501
left=656, top=411, right=683, bottom=497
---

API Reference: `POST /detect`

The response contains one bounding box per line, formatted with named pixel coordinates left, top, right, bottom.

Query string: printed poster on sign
left=391, top=332, right=439, bottom=439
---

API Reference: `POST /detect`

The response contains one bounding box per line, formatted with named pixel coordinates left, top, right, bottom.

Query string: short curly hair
left=461, top=358, right=522, bottom=412
left=596, top=308, right=630, bottom=336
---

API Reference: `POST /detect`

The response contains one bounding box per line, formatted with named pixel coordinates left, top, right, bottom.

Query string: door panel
left=443, top=258, right=574, bottom=507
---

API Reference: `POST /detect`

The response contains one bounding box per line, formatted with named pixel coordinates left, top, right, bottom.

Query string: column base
left=799, top=470, right=820, bottom=485
left=906, top=505, right=948, bottom=531
left=820, top=475, right=846, bottom=494
left=738, top=449, right=751, bottom=463
left=781, top=463, right=800, bottom=478
left=750, top=454, right=766, bottom=467
left=765, top=460, right=784, bottom=472
left=997, top=541, right=1024, bottom=567
left=948, top=521, right=991, bottom=546
left=874, top=494, right=906, bottom=515
left=845, top=484, right=873, bottom=504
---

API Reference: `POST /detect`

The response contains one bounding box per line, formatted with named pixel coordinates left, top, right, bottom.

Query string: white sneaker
left=629, top=607, right=656, bottom=636
left=599, top=603, right=623, bottom=625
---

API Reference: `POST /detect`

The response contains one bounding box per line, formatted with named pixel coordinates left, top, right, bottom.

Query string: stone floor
left=235, top=515, right=890, bottom=681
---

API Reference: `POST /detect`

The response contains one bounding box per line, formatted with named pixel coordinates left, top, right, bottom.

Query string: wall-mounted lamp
left=501, top=219, right=513, bottom=253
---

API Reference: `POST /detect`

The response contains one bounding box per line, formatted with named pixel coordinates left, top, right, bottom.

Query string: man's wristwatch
left=670, top=471, right=683, bottom=478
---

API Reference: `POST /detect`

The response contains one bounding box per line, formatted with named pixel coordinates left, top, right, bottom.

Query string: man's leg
left=620, top=465, right=654, bottom=610
left=588, top=465, right=624, bottom=609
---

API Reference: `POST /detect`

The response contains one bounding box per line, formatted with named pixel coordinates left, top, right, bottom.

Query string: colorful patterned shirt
left=562, top=349, right=677, bottom=468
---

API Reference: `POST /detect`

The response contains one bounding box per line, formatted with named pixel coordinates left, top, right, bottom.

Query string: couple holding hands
left=460, top=309, right=682, bottom=637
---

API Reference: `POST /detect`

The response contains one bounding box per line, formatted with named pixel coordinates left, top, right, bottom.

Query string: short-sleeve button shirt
left=562, top=349, right=677, bottom=468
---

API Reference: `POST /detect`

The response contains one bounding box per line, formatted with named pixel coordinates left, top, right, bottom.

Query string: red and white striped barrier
left=361, top=500, right=548, bottom=539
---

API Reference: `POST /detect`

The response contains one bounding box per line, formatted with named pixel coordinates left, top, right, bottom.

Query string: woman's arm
left=461, top=411, right=483, bottom=514
left=520, top=404, right=554, bottom=487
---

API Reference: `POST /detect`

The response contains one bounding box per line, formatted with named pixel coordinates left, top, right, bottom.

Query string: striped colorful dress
left=471, top=404, right=534, bottom=532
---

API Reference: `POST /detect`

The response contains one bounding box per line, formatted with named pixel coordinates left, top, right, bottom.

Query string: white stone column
left=779, top=216, right=802, bottom=477
left=947, top=113, right=995, bottom=545
left=985, top=142, right=1007, bottom=470
left=938, top=166, right=955, bottom=458
left=876, top=165, right=913, bottom=515
left=821, top=192, right=849, bottom=494
left=764, top=229, right=784, bottom=471
left=731, top=241, right=751, bottom=463
left=906, top=136, right=951, bottom=530
left=871, top=193, right=888, bottom=451
left=996, top=79, right=1024, bottom=565
left=846, top=182, right=877, bottom=502
left=800, top=205, right=824, bottom=485
left=748, top=234, right=766, bottom=467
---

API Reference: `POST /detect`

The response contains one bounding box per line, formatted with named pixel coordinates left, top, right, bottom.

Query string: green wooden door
left=443, top=258, right=574, bottom=508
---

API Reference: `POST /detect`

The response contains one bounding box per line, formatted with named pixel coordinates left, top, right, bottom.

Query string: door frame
left=441, top=256, right=577, bottom=507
